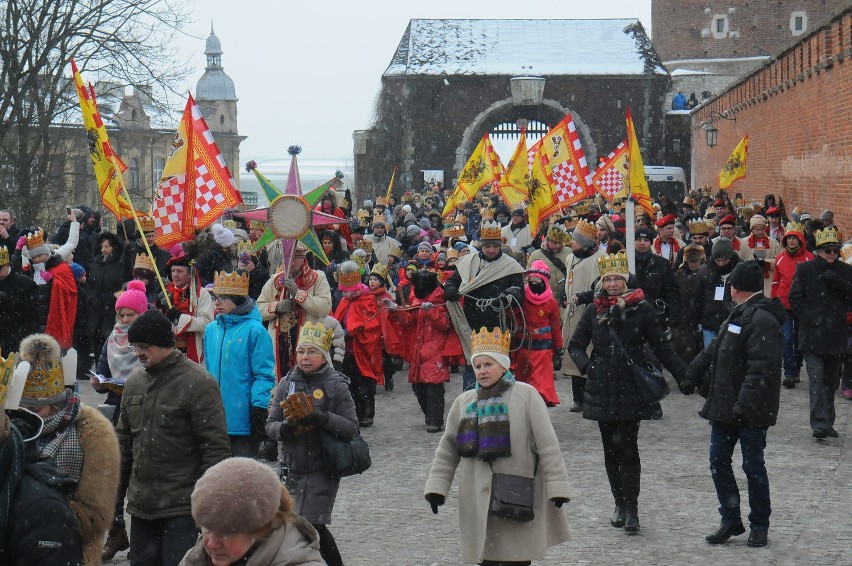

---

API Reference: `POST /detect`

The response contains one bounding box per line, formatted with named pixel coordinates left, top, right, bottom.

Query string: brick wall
left=653, top=0, right=845, bottom=62
left=691, top=7, right=852, bottom=225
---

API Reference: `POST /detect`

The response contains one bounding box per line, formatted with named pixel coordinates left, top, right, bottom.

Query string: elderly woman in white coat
left=424, top=327, right=572, bottom=566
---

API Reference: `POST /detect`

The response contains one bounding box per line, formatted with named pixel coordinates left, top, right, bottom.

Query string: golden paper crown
left=370, top=262, right=389, bottom=282
left=133, top=253, right=154, bottom=272
left=137, top=214, right=156, bottom=233
left=298, top=321, right=334, bottom=352
left=372, top=212, right=386, bottom=226
left=815, top=226, right=840, bottom=248
left=424, top=190, right=436, bottom=199
left=352, top=249, right=368, bottom=268
left=25, top=230, right=46, bottom=250
left=572, top=203, right=591, bottom=217
left=23, top=361, right=64, bottom=404
left=338, top=264, right=362, bottom=287
left=222, top=219, right=238, bottom=230
left=357, top=208, right=370, bottom=219
left=236, top=240, right=254, bottom=255
left=375, top=196, right=387, bottom=207
left=479, top=208, right=495, bottom=221
left=687, top=218, right=708, bottom=235
left=454, top=213, right=468, bottom=225
left=0, top=245, right=9, bottom=266
left=597, top=250, right=630, bottom=278
left=479, top=220, right=503, bottom=241
left=446, top=249, right=459, bottom=261
left=471, top=327, right=511, bottom=359
left=388, top=244, right=402, bottom=258
left=442, top=224, right=466, bottom=238
left=546, top=224, right=567, bottom=243
left=248, top=219, right=266, bottom=230
left=784, top=221, right=804, bottom=235
left=573, top=219, right=598, bottom=242
left=402, top=192, right=412, bottom=203
left=841, top=244, right=852, bottom=263
left=213, top=270, right=250, bottom=296
left=0, top=350, right=15, bottom=400
left=355, top=239, right=373, bottom=254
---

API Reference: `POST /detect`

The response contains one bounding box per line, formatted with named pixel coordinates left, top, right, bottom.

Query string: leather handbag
left=608, top=327, right=670, bottom=404
left=320, top=431, right=372, bottom=479
left=488, top=458, right=538, bottom=522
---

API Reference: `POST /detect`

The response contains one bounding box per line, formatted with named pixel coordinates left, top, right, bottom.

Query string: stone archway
left=454, top=98, right=599, bottom=179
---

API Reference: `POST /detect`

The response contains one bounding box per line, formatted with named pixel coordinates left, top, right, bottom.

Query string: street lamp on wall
left=703, top=110, right=736, bottom=148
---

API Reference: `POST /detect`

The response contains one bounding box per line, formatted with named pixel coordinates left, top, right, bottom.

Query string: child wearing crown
left=366, top=264, right=404, bottom=391
left=424, top=326, right=571, bottom=564
left=511, top=260, right=563, bottom=407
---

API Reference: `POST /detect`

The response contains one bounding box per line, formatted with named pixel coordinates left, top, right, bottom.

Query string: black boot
left=623, top=501, right=639, bottom=533
left=384, top=375, right=394, bottom=391
left=611, top=501, right=626, bottom=528
left=705, top=521, right=746, bottom=544
left=747, top=527, right=768, bottom=547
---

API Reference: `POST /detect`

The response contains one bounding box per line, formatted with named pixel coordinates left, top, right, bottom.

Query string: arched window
left=129, top=158, right=139, bottom=189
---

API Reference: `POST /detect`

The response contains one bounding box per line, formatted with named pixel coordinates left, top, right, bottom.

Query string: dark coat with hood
left=0, top=270, right=37, bottom=353
left=391, top=276, right=452, bottom=384
left=85, top=233, right=125, bottom=343
left=568, top=295, right=688, bottom=422
left=687, top=294, right=785, bottom=427
left=691, top=254, right=740, bottom=331
left=788, top=256, right=852, bottom=355
left=633, top=250, right=681, bottom=326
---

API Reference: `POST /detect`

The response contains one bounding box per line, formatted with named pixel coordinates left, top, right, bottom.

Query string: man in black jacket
left=0, top=246, right=37, bottom=353
left=0, top=209, right=19, bottom=252
left=687, top=260, right=784, bottom=548
left=788, top=227, right=852, bottom=439
left=634, top=227, right=680, bottom=331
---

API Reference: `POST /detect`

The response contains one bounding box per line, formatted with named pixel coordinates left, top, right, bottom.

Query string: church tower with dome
left=196, top=24, right=238, bottom=134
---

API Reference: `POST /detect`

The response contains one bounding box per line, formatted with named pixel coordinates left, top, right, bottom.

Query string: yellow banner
left=496, top=130, right=529, bottom=210
left=457, top=133, right=504, bottom=198
left=625, top=108, right=654, bottom=218
left=719, top=134, right=748, bottom=189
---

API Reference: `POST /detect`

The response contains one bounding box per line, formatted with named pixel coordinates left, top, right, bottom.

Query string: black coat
left=687, top=294, right=785, bottom=427
left=85, top=252, right=125, bottom=340
left=119, top=241, right=171, bottom=282
left=568, top=298, right=688, bottom=422
left=633, top=251, right=681, bottom=326
left=0, top=271, right=37, bottom=352
left=690, top=255, right=740, bottom=331
left=788, top=257, right=852, bottom=355
left=443, top=251, right=524, bottom=331
left=195, top=247, right=232, bottom=287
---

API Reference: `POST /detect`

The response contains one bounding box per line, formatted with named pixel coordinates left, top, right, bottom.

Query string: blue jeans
left=780, top=311, right=797, bottom=378
left=462, top=364, right=476, bottom=391
left=702, top=328, right=718, bottom=348
left=709, top=421, right=771, bottom=529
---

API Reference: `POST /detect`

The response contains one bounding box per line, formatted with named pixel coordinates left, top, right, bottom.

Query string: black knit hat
left=635, top=227, right=656, bottom=241
left=128, top=310, right=176, bottom=348
left=729, top=260, right=764, bottom=293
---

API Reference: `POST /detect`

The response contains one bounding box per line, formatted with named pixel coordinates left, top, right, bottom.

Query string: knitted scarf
left=524, top=281, right=553, bottom=305
left=107, top=323, right=142, bottom=379
left=456, top=372, right=514, bottom=461
left=747, top=233, right=771, bottom=250
left=653, top=236, right=680, bottom=262
left=38, top=390, right=83, bottom=482
left=594, top=288, right=645, bottom=313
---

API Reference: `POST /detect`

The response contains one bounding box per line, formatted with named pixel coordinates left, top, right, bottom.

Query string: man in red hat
left=653, top=214, right=685, bottom=268
left=714, top=215, right=754, bottom=261
left=765, top=207, right=785, bottom=242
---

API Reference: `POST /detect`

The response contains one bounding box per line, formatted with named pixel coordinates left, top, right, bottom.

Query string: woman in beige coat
left=424, top=327, right=572, bottom=565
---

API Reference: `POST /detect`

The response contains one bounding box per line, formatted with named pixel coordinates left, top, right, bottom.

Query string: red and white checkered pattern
left=153, top=175, right=186, bottom=240
left=550, top=160, right=587, bottom=205
left=595, top=168, right=624, bottom=199
left=592, top=141, right=628, bottom=201
left=193, top=160, right=226, bottom=219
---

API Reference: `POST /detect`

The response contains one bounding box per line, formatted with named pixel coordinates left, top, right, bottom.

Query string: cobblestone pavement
left=84, top=368, right=851, bottom=566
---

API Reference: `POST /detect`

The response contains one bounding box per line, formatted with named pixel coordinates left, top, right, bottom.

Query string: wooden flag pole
left=385, top=165, right=398, bottom=200
left=119, top=183, right=172, bottom=308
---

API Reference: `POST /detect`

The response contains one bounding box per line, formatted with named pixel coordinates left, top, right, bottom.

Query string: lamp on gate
left=703, top=111, right=736, bottom=148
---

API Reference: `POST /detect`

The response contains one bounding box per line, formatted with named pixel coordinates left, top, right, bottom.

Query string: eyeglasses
left=820, top=248, right=840, bottom=255
left=602, top=276, right=624, bottom=284
left=132, top=344, right=152, bottom=352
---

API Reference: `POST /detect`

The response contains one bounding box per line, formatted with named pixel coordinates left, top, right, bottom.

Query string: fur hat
left=116, top=280, right=149, bottom=315
left=211, top=224, right=236, bottom=248
left=191, top=457, right=281, bottom=534
left=712, top=238, right=736, bottom=260
left=19, top=334, right=65, bottom=406
left=128, top=310, right=176, bottom=348
left=681, top=244, right=706, bottom=267
left=729, top=260, right=764, bottom=293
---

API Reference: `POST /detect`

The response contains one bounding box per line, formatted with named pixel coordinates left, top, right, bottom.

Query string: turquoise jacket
left=203, top=299, right=275, bottom=435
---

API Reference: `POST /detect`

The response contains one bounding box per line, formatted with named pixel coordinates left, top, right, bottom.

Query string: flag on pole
left=457, top=133, right=504, bottom=199
left=153, top=94, right=243, bottom=246
left=719, top=134, right=748, bottom=189
left=537, top=114, right=593, bottom=214
left=526, top=149, right=555, bottom=236
left=384, top=165, right=398, bottom=200
left=495, top=129, right=529, bottom=210
left=625, top=108, right=655, bottom=218
left=592, top=140, right=628, bottom=201
left=70, top=59, right=135, bottom=219
left=442, top=188, right=469, bottom=217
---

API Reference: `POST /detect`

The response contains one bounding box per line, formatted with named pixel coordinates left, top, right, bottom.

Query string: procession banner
left=719, top=134, right=748, bottom=189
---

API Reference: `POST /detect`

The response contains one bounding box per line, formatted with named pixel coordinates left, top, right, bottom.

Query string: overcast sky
left=176, top=0, right=652, bottom=165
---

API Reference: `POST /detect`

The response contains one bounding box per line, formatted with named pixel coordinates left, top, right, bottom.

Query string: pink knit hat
left=527, top=259, right=551, bottom=279
left=115, top=280, right=148, bottom=314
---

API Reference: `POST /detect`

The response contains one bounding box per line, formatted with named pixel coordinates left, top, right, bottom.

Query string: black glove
left=820, top=269, right=843, bottom=287
left=165, top=307, right=182, bottom=325
left=425, top=493, right=445, bottom=514
left=678, top=379, right=695, bottom=396
left=551, top=497, right=569, bottom=508
left=732, top=404, right=744, bottom=424
left=250, top=407, right=268, bottom=440
left=257, top=440, right=278, bottom=462
left=443, top=287, right=460, bottom=302
left=278, top=420, right=298, bottom=440
left=552, top=350, right=563, bottom=372
left=299, top=409, right=330, bottom=428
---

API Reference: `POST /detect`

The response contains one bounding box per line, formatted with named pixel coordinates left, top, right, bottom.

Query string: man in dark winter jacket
left=0, top=246, right=37, bottom=353
left=788, top=227, right=852, bottom=439
left=119, top=216, right=171, bottom=282
left=691, top=238, right=740, bottom=347
left=686, top=260, right=784, bottom=549
left=634, top=228, right=680, bottom=330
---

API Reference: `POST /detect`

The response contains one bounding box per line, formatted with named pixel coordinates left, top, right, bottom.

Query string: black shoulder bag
left=488, top=457, right=538, bottom=522
left=608, top=326, right=670, bottom=404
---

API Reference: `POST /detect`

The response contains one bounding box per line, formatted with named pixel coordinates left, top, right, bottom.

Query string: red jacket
left=334, top=291, right=383, bottom=382
left=771, top=248, right=814, bottom=309
left=518, top=296, right=563, bottom=349
left=390, top=286, right=452, bottom=384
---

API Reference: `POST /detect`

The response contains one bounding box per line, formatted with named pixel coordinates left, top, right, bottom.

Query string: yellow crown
left=687, top=218, right=708, bottom=235
left=442, top=224, right=466, bottom=238
left=375, top=196, right=387, bottom=207
left=0, top=350, right=15, bottom=400
left=573, top=219, right=598, bottom=242
left=0, top=245, right=9, bottom=266
left=297, top=321, right=334, bottom=353
left=222, top=219, right=238, bottom=230
left=471, top=327, right=511, bottom=359
left=572, top=203, right=591, bottom=217
left=236, top=240, right=254, bottom=255
left=546, top=224, right=567, bottom=243
left=479, top=220, right=503, bottom=241
left=137, top=214, right=156, bottom=233
left=352, top=249, right=368, bottom=268
left=25, top=230, right=47, bottom=250
left=597, top=250, right=630, bottom=278
left=22, top=361, right=64, bottom=404
left=213, top=270, right=249, bottom=297
left=424, top=190, right=436, bottom=199
left=357, top=208, right=370, bottom=227
left=133, top=253, right=154, bottom=272
left=248, top=219, right=266, bottom=230
left=388, top=244, right=402, bottom=258
left=402, top=192, right=412, bottom=203
left=454, top=213, right=468, bottom=225
left=355, top=239, right=373, bottom=254
left=372, top=212, right=386, bottom=226
left=784, top=221, right=804, bottom=234
left=479, top=208, right=495, bottom=221
left=370, top=262, right=389, bottom=281
left=446, top=249, right=459, bottom=261
left=338, top=264, right=362, bottom=286
left=815, top=226, right=840, bottom=248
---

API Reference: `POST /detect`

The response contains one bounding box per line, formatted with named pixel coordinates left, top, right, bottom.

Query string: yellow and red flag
left=538, top=114, right=593, bottom=214
left=495, top=129, right=529, bottom=210
left=526, top=149, right=556, bottom=236
left=719, top=134, right=748, bottom=189
left=71, top=59, right=135, bottom=219
left=457, top=132, right=504, bottom=199
left=625, top=108, right=654, bottom=217
left=592, top=140, right=628, bottom=201
left=152, top=94, right=242, bottom=246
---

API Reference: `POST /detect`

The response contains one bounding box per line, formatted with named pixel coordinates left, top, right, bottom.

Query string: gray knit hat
left=191, top=457, right=281, bottom=534
left=712, top=238, right=736, bottom=260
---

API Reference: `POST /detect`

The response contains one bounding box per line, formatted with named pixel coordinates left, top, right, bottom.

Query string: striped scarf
left=37, top=389, right=83, bottom=483
left=456, top=372, right=514, bottom=461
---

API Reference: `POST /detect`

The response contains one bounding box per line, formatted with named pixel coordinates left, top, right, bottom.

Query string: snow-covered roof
left=384, top=19, right=667, bottom=77
left=52, top=78, right=179, bottom=130
left=670, top=68, right=713, bottom=77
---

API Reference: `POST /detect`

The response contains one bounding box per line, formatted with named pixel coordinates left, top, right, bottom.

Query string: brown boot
left=102, top=526, right=129, bottom=561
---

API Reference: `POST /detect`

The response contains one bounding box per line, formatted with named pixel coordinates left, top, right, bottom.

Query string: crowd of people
left=1, top=183, right=851, bottom=565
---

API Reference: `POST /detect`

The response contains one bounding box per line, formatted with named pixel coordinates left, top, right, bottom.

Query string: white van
left=645, top=166, right=687, bottom=205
